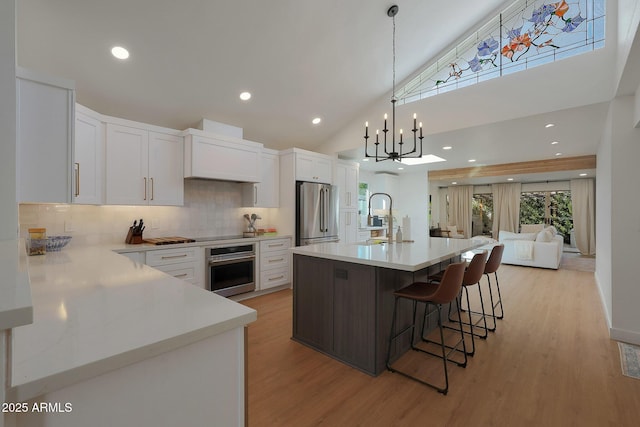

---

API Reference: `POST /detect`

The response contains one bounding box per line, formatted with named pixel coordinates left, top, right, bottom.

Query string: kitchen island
left=290, top=238, right=480, bottom=376
left=7, top=243, right=256, bottom=427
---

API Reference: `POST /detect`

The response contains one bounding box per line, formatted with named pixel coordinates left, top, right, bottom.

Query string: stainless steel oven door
left=207, top=251, right=256, bottom=297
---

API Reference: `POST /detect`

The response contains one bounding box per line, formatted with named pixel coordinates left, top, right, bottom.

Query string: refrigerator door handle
left=319, top=188, right=325, bottom=233
left=324, top=188, right=330, bottom=232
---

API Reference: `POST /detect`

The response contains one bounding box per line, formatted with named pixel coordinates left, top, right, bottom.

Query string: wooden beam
left=428, top=155, right=596, bottom=181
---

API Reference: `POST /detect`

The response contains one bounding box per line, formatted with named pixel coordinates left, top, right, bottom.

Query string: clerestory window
left=396, top=0, right=605, bottom=104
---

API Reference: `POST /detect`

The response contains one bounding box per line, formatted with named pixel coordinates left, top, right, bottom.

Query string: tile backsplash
left=19, top=179, right=277, bottom=247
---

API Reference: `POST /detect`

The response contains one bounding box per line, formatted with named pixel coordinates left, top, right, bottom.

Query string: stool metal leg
left=387, top=297, right=466, bottom=395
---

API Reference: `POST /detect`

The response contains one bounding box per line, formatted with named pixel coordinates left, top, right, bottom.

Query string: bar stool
left=445, top=251, right=489, bottom=355
left=385, top=261, right=467, bottom=395
left=484, top=244, right=505, bottom=331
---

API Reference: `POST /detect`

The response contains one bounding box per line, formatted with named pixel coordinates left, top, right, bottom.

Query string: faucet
left=368, top=192, right=394, bottom=243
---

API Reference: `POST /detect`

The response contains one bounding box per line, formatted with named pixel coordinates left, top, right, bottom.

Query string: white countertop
left=9, top=244, right=257, bottom=402
left=290, top=238, right=482, bottom=272
left=0, top=240, right=33, bottom=330
left=113, top=234, right=291, bottom=253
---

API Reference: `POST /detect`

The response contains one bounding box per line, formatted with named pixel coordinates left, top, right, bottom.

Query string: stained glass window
left=397, top=0, right=605, bottom=104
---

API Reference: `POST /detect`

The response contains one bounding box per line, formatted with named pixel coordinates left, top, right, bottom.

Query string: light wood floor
left=242, top=265, right=640, bottom=426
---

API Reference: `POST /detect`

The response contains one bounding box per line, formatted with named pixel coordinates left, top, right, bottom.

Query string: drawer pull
left=268, top=258, right=284, bottom=263
left=268, top=275, right=285, bottom=281
left=161, top=254, right=188, bottom=260
left=268, top=243, right=285, bottom=248
left=174, top=273, right=188, bottom=278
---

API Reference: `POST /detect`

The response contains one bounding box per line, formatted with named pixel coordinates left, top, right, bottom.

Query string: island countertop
left=9, top=244, right=257, bottom=402
left=290, top=237, right=482, bottom=272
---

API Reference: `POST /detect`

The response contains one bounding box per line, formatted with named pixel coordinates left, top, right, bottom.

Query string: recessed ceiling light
left=545, top=123, right=555, bottom=128
left=451, top=181, right=457, bottom=185
left=312, top=117, right=322, bottom=125
left=398, top=167, right=404, bottom=170
left=551, top=141, right=559, bottom=145
left=507, top=178, right=514, bottom=181
left=468, top=159, right=476, bottom=163
left=555, top=152, right=563, bottom=156
left=442, top=146, right=452, bottom=150
left=579, top=173, right=587, bottom=176
left=111, top=46, right=129, bottom=60
left=239, top=92, right=251, bottom=101
left=362, top=158, right=369, bottom=162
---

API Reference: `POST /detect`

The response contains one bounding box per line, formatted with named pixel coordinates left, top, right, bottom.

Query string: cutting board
left=143, top=237, right=195, bottom=245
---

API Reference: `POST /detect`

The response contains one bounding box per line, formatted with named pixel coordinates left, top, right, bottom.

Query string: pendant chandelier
left=364, top=5, right=424, bottom=163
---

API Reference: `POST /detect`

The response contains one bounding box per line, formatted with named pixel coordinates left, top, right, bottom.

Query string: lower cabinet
left=258, top=238, right=291, bottom=290
left=145, top=246, right=204, bottom=289
left=293, top=255, right=376, bottom=373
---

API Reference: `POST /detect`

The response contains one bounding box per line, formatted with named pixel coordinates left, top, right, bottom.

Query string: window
left=397, top=0, right=606, bottom=104
left=520, top=190, right=572, bottom=242
left=472, top=193, right=493, bottom=236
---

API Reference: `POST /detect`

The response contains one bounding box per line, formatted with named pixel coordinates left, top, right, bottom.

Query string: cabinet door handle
left=174, top=273, right=188, bottom=278
left=268, top=275, right=285, bottom=281
left=161, top=254, right=188, bottom=260
left=254, top=186, right=257, bottom=205
left=267, top=243, right=285, bottom=248
left=143, top=177, right=147, bottom=200
left=74, top=162, right=80, bottom=197
left=150, top=177, right=154, bottom=201
left=268, top=258, right=284, bottom=263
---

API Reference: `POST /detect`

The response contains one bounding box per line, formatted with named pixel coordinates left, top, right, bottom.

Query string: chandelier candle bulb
left=365, top=122, right=368, bottom=137
left=419, top=122, right=423, bottom=138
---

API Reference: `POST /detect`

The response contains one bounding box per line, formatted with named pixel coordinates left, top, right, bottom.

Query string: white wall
left=607, top=95, right=640, bottom=344
left=0, top=0, right=17, bottom=240
left=596, top=102, right=613, bottom=329
left=394, top=171, right=429, bottom=240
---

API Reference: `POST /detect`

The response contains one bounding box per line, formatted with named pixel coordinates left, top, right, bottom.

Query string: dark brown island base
left=290, top=238, right=482, bottom=376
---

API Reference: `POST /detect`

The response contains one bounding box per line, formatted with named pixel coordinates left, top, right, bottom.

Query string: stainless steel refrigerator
left=296, top=181, right=339, bottom=246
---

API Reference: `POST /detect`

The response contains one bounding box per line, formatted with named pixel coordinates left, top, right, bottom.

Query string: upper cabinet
left=105, top=123, right=183, bottom=206
left=242, top=148, right=279, bottom=208
left=291, top=149, right=333, bottom=184
left=184, top=129, right=262, bottom=183
left=73, top=104, right=104, bottom=205
left=334, top=160, right=359, bottom=210
left=17, top=67, right=74, bottom=203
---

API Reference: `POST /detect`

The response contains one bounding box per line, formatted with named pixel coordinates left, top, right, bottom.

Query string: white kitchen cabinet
left=148, top=131, right=184, bottom=206
left=146, top=246, right=203, bottom=288
left=339, top=210, right=359, bottom=244
left=73, top=104, right=104, bottom=205
left=259, top=238, right=291, bottom=290
left=105, top=123, right=183, bottom=206
left=16, top=67, right=75, bottom=203
left=295, top=150, right=333, bottom=183
left=334, top=160, right=359, bottom=210
left=184, top=129, right=262, bottom=183
left=242, top=148, right=279, bottom=208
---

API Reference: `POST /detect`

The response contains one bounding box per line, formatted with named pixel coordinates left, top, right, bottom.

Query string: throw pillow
left=447, top=225, right=458, bottom=234
left=536, top=229, right=553, bottom=242
left=545, top=225, right=558, bottom=235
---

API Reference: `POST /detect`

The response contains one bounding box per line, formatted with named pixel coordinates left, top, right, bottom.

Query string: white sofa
left=499, top=227, right=563, bottom=269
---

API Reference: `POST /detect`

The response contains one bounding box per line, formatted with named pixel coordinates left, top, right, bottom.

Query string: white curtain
left=492, top=183, right=522, bottom=238
left=438, top=187, right=448, bottom=229
left=448, top=185, right=473, bottom=238
left=571, top=178, right=596, bottom=255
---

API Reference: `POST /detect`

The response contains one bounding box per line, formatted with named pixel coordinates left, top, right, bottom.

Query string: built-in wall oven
left=205, top=242, right=256, bottom=297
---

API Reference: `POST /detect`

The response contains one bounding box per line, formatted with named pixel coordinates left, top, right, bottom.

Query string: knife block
left=125, top=227, right=143, bottom=244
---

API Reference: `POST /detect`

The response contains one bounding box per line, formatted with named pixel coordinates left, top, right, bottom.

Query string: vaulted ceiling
left=17, top=0, right=636, bottom=182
